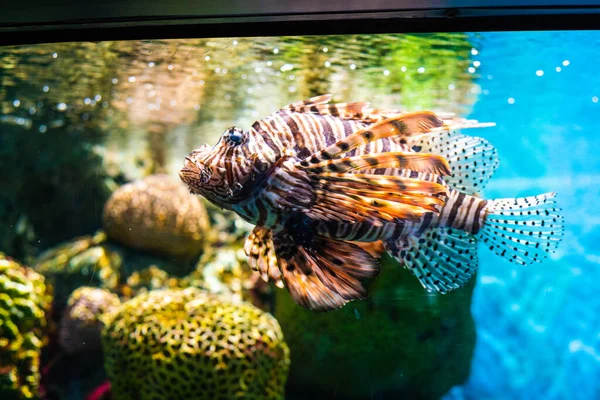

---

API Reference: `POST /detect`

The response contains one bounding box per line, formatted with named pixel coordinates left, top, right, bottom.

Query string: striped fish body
left=230, top=110, right=419, bottom=229
left=180, top=95, right=564, bottom=311
left=314, top=186, right=487, bottom=243
left=251, top=108, right=409, bottom=162
left=252, top=105, right=487, bottom=240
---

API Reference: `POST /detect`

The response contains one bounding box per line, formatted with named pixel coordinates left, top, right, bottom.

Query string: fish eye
left=227, top=128, right=245, bottom=146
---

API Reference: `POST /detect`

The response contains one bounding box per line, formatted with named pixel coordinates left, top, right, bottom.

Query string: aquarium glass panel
left=0, top=31, right=597, bottom=400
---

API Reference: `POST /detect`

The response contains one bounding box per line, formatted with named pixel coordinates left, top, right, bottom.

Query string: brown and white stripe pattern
left=312, top=188, right=488, bottom=244
left=183, top=106, right=489, bottom=243
left=232, top=110, right=480, bottom=236
left=229, top=109, right=418, bottom=227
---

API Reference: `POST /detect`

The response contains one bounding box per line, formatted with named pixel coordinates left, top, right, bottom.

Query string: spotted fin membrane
left=408, top=121, right=499, bottom=195
left=386, top=192, right=564, bottom=293
left=481, top=192, right=564, bottom=265
left=386, top=228, right=479, bottom=293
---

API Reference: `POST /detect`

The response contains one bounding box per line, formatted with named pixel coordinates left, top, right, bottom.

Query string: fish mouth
left=179, top=156, right=201, bottom=185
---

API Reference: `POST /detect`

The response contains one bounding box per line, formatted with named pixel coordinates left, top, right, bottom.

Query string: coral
left=33, top=231, right=120, bottom=312
left=58, top=287, right=120, bottom=354
left=101, top=288, right=289, bottom=400
left=276, top=253, right=476, bottom=399
left=32, top=231, right=183, bottom=308
left=31, top=228, right=263, bottom=310
left=102, top=174, right=210, bottom=262
left=182, top=247, right=272, bottom=309
left=0, top=254, right=50, bottom=399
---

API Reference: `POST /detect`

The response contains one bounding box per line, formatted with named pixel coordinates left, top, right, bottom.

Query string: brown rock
left=103, top=175, right=209, bottom=261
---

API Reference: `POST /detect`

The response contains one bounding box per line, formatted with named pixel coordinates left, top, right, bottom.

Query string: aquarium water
left=0, top=31, right=598, bottom=400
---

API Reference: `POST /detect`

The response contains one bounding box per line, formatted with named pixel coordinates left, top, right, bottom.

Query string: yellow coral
left=102, top=288, right=289, bottom=400
left=0, top=254, right=50, bottom=400
left=33, top=231, right=120, bottom=310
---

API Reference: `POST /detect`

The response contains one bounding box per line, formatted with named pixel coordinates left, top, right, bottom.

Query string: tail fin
left=479, top=192, right=564, bottom=264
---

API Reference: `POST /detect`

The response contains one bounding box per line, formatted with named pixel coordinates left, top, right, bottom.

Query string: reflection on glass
left=0, top=31, right=595, bottom=400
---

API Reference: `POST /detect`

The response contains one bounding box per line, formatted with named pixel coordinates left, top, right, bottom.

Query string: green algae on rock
left=58, top=287, right=120, bottom=354
left=275, top=253, right=476, bottom=400
left=182, top=246, right=272, bottom=311
left=32, top=230, right=188, bottom=306
left=0, top=254, right=50, bottom=400
left=32, top=228, right=265, bottom=310
left=101, top=288, right=290, bottom=400
left=33, top=231, right=120, bottom=312
left=102, top=174, right=210, bottom=262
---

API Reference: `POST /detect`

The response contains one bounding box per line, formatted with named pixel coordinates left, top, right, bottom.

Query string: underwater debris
left=101, top=288, right=290, bottom=400
left=102, top=174, right=210, bottom=262
left=0, top=254, right=50, bottom=400
left=58, top=287, right=120, bottom=354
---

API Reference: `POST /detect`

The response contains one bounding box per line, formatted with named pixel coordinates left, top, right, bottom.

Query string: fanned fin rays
left=272, top=231, right=380, bottom=312
left=300, top=151, right=451, bottom=176
left=307, top=173, right=449, bottom=224
left=265, top=154, right=448, bottom=226
left=298, top=112, right=444, bottom=166
left=244, top=227, right=283, bottom=287
left=281, top=94, right=333, bottom=109
left=278, top=111, right=451, bottom=225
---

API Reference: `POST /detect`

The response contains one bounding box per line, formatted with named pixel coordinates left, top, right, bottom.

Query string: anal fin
left=385, top=227, right=479, bottom=293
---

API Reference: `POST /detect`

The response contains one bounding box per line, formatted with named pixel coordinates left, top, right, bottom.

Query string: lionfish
left=179, top=95, right=563, bottom=312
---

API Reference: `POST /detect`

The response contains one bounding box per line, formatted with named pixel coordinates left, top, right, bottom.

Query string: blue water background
left=445, top=31, right=600, bottom=400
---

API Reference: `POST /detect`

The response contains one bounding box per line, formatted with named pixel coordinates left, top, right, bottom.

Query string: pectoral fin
left=244, top=227, right=283, bottom=287
left=306, top=172, right=449, bottom=225
left=273, top=231, right=380, bottom=312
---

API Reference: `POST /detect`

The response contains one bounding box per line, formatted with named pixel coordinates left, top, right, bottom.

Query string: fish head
left=179, top=126, right=268, bottom=209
